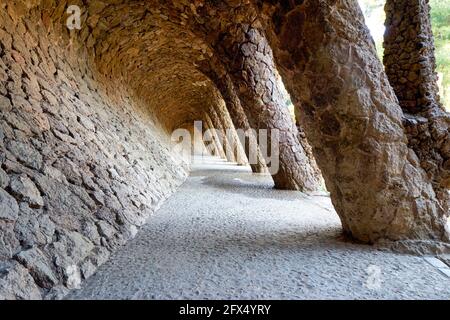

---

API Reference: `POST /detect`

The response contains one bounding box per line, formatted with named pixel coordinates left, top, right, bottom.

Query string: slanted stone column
left=208, top=108, right=237, bottom=163
left=258, top=0, right=449, bottom=243
left=226, top=123, right=249, bottom=166
left=202, top=65, right=268, bottom=173
left=182, top=123, right=208, bottom=157
left=384, top=0, right=450, bottom=199
left=214, top=26, right=321, bottom=191
left=294, top=113, right=323, bottom=185
left=213, top=100, right=249, bottom=166
left=384, top=0, right=441, bottom=114
left=204, top=114, right=226, bottom=159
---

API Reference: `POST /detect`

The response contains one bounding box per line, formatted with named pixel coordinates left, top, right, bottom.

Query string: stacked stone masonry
left=0, top=1, right=190, bottom=299
left=384, top=0, right=450, bottom=207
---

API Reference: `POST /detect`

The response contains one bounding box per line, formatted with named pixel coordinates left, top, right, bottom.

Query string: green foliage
left=359, top=0, right=385, bottom=15
left=431, top=0, right=450, bottom=31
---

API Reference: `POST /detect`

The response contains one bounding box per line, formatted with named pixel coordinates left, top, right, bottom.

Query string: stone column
left=203, top=66, right=268, bottom=173
left=294, top=114, right=323, bottom=184
left=384, top=0, right=441, bottom=114
left=215, top=26, right=321, bottom=191
left=214, top=100, right=249, bottom=166
left=384, top=0, right=450, bottom=197
left=208, top=108, right=237, bottom=163
left=204, top=114, right=226, bottom=159
left=258, top=0, right=449, bottom=244
left=226, top=124, right=249, bottom=166
left=190, top=123, right=209, bottom=157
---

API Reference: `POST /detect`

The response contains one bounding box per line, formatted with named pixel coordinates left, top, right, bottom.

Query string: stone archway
left=0, top=0, right=449, bottom=300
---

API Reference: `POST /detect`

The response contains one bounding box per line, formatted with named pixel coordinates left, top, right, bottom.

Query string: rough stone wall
left=384, top=0, right=450, bottom=202
left=0, top=3, right=188, bottom=299
left=258, top=0, right=449, bottom=244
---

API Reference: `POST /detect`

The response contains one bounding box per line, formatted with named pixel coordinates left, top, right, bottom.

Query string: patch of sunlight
left=358, top=0, right=386, bottom=60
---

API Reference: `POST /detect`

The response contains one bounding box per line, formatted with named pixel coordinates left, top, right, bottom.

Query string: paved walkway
left=68, top=157, right=450, bottom=300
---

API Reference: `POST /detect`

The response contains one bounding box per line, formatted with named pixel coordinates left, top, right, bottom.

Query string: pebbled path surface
left=68, top=157, right=450, bottom=300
